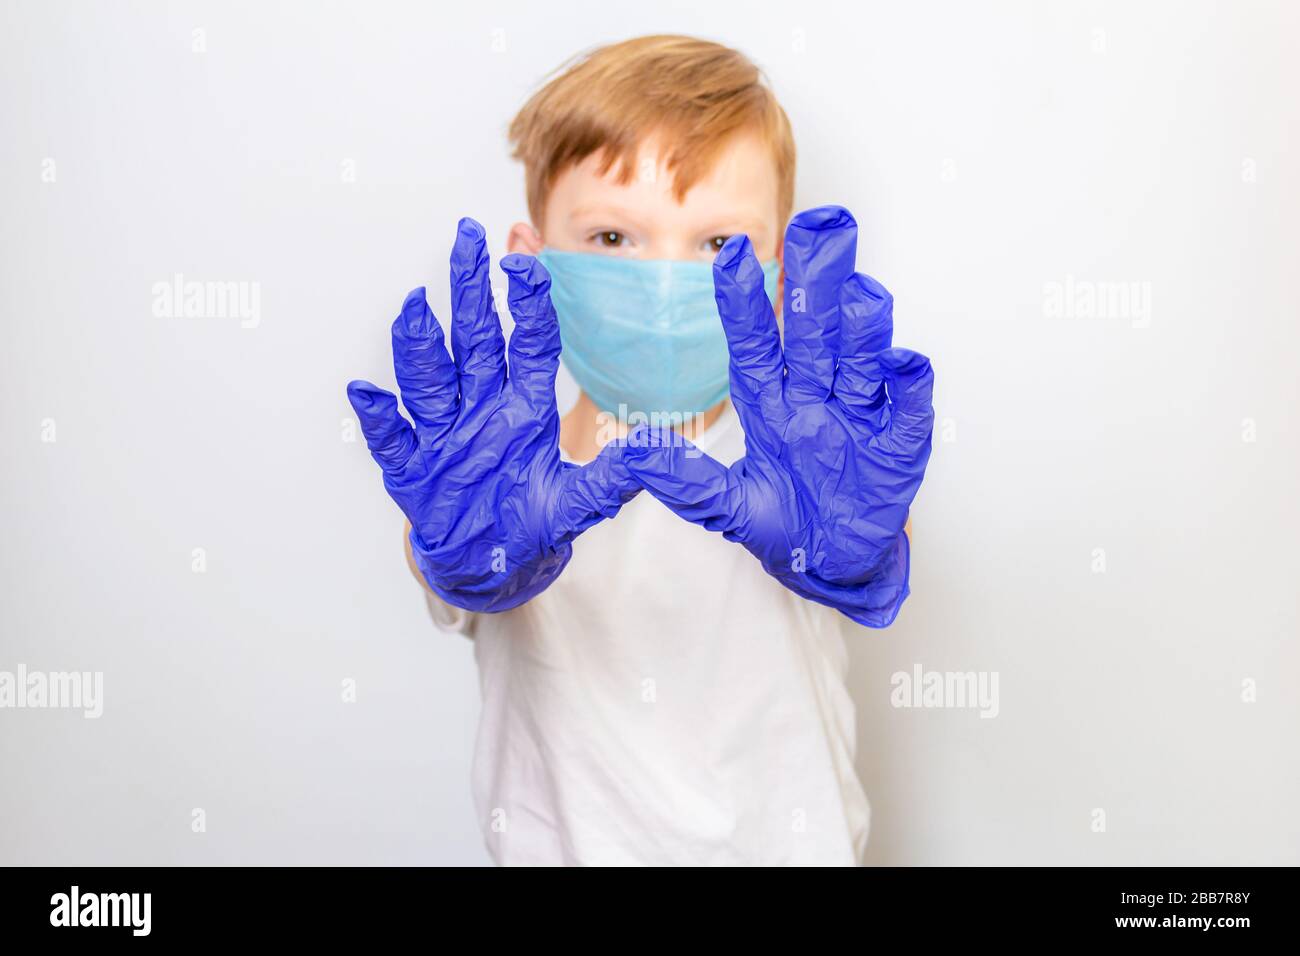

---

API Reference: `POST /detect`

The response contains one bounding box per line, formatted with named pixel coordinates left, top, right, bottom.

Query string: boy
left=347, top=35, right=933, bottom=865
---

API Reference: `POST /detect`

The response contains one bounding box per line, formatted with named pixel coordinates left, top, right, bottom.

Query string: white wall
left=1, top=0, right=1295, bottom=865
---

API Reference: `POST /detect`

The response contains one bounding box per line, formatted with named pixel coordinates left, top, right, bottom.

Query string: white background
left=1, top=0, right=1296, bottom=865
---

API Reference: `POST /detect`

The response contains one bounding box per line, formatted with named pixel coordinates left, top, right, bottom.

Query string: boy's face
left=507, top=132, right=783, bottom=265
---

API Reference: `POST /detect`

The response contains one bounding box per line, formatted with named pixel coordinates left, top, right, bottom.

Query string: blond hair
left=508, top=35, right=795, bottom=229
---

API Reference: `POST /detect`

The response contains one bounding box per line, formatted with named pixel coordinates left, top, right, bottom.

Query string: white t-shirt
left=426, top=402, right=871, bottom=865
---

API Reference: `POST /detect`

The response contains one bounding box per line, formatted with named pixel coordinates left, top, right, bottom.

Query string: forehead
left=545, top=132, right=779, bottom=232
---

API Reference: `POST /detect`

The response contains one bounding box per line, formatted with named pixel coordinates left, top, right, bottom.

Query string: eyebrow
left=568, top=205, right=769, bottom=243
left=566, top=203, right=653, bottom=232
left=702, top=217, right=769, bottom=238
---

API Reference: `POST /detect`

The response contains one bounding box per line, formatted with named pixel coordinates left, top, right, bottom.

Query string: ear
left=506, top=221, right=544, bottom=255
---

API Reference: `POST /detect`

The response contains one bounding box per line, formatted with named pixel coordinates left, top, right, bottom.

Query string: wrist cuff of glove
left=407, top=526, right=571, bottom=614
left=843, top=530, right=911, bottom=628
left=785, top=531, right=911, bottom=629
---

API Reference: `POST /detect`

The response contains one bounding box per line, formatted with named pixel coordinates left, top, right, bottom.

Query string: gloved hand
left=623, top=206, right=935, bottom=627
left=346, top=218, right=648, bottom=612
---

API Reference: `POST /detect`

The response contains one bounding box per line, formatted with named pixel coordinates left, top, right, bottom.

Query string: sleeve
left=423, top=588, right=478, bottom=639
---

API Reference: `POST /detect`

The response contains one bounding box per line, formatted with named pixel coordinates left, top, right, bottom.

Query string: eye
left=592, top=231, right=626, bottom=248
left=706, top=235, right=733, bottom=253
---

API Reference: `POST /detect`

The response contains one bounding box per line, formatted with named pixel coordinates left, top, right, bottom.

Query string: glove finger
left=619, top=428, right=748, bottom=535
left=449, top=217, right=506, bottom=414
left=548, top=435, right=650, bottom=543
left=392, top=286, right=459, bottom=439
left=834, top=272, right=893, bottom=429
left=877, top=347, right=936, bottom=455
left=501, top=253, right=562, bottom=409
left=346, top=380, right=419, bottom=473
left=782, top=205, right=857, bottom=405
left=713, top=235, right=784, bottom=455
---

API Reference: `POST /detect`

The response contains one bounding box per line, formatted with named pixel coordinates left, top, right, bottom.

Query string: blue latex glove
left=624, top=206, right=935, bottom=627
left=346, top=218, right=647, bottom=612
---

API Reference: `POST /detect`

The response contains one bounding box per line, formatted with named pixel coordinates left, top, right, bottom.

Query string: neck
left=560, top=392, right=728, bottom=462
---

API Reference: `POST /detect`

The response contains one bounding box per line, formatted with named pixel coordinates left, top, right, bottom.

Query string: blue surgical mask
left=536, top=248, right=781, bottom=417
